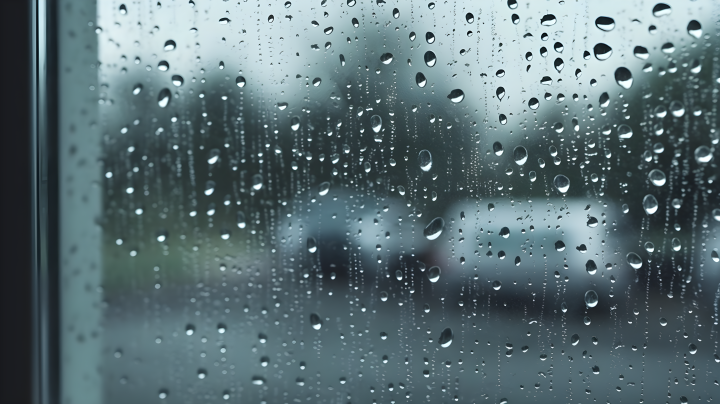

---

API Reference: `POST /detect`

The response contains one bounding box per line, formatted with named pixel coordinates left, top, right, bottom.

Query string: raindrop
left=425, top=32, right=435, bottom=44
left=528, top=98, right=539, bottom=110
left=540, top=14, right=556, bottom=26
left=323, top=26, right=333, bottom=35
left=553, top=174, right=570, bottom=193
left=554, top=58, right=564, bottom=72
left=424, top=217, right=445, bottom=240
left=614, top=67, right=633, bottom=89
left=416, top=72, right=427, bottom=87
left=555, top=240, right=566, bottom=252
left=595, top=16, right=615, bottom=31
left=310, top=313, right=323, bottom=330
left=688, top=344, right=697, bottom=354
left=119, top=4, right=127, bottom=14
left=652, top=3, right=671, bottom=17
left=352, top=18, right=359, bottom=27
left=466, top=13, right=474, bottom=23
left=290, top=116, right=300, bottom=131
left=493, top=141, right=504, bottom=156
left=672, top=238, right=682, bottom=252
left=586, top=260, right=597, bottom=275
left=669, top=101, right=685, bottom=117
left=447, top=89, right=465, bottom=103
left=312, top=77, right=322, bottom=87
left=307, top=237, right=317, bottom=253
left=132, top=83, right=143, bottom=95
left=648, top=169, right=666, bottom=186
left=318, top=181, right=330, bottom=196
left=236, top=76, right=246, bottom=88
left=380, top=53, right=393, bottom=64
left=172, top=75, right=184, bottom=86
left=424, top=51, right=437, bottom=67
left=438, top=327, right=453, bottom=348
left=496, top=87, right=505, bottom=101
left=687, top=20, right=702, bottom=38
left=347, top=0, right=355, bottom=6
left=571, top=334, right=580, bottom=345
left=393, top=8, right=400, bottom=19
left=236, top=211, right=246, bottom=229
left=643, top=194, right=659, bottom=215
left=492, top=280, right=502, bottom=290
left=593, top=43, right=612, bottom=60
left=618, top=124, right=633, bottom=139
left=626, top=252, right=643, bottom=269
left=157, top=88, right=171, bottom=108
left=499, top=227, right=510, bottom=238
left=513, top=146, right=528, bottom=165
left=427, top=266, right=441, bottom=283
left=508, top=0, right=518, bottom=9
left=585, top=290, right=599, bottom=308
left=252, top=174, right=263, bottom=190
left=694, top=146, right=712, bottom=163
left=371, top=115, right=382, bottom=133
left=633, top=46, right=649, bottom=60
left=418, top=150, right=432, bottom=171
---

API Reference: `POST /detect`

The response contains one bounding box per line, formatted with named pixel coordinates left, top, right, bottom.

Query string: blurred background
left=50, top=0, right=720, bottom=403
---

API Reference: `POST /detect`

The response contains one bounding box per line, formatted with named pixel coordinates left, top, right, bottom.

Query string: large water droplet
left=236, top=211, right=246, bottom=229
left=643, top=194, right=659, bottom=215
left=493, top=141, right=504, bottom=156
left=694, top=145, right=712, bottom=163
left=571, top=334, right=580, bottom=345
left=427, top=266, right=441, bottom=283
left=380, top=53, right=393, bottom=64
left=615, top=67, right=633, bottom=89
left=595, top=16, right=615, bottom=31
left=513, top=146, right=528, bottom=165
left=164, top=40, right=176, bottom=51
left=618, top=124, right=633, bottom=139
left=553, top=174, right=570, bottom=193
left=252, top=174, right=263, bottom=190
left=236, top=76, right=246, bottom=87
left=593, top=43, right=612, bottom=60
left=466, top=13, right=474, bottom=23
left=418, top=149, right=432, bottom=171
left=171, top=75, right=184, bottom=86
left=496, top=87, right=505, bottom=101
left=307, top=237, right=317, bottom=253
left=540, top=14, right=556, bottom=26
left=424, top=217, right=445, bottom=240
left=157, top=88, right=171, bottom=108
left=290, top=116, right=300, bottom=131
left=554, top=58, right=564, bottom=72
left=318, top=181, right=330, bottom=196
left=424, top=51, right=437, bottom=67
left=425, top=32, right=435, bottom=44
left=586, top=260, right=598, bottom=275
left=626, top=252, right=643, bottom=269
left=371, top=115, right=382, bottom=133
left=438, top=327, right=453, bottom=347
left=309, top=313, right=323, bottom=330
left=492, top=280, right=502, bottom=290
left=687, top=20, right=702, bottom=38
left=648, top=169, right=666, bottom=186
left=416, top=72, right=427, bottom=87
left=633, top=46, right=649, bottom=59
left=585, top=290, right=599, bottom=308
left=652, top=3, right=671, bottom=17
left=447, top=89, right=464, bottom=103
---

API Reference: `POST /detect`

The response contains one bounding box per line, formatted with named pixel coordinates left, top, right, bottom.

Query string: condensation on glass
left=57, top=0, right=720, bottom=403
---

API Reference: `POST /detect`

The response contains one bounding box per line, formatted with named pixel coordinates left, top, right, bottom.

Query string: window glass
left=59, top=1, right=719, bottom=403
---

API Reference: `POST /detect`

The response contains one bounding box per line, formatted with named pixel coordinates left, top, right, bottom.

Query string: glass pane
left=58, top=0, right=720, bottom=403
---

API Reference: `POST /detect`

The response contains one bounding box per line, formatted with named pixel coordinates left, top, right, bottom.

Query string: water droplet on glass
left=416, top=72, right=427, bottom=87
left=555, top=240, right=566, bottom=252
left=593, top=43, right=612, bottom=60
left=553, top=174, right=570, bottom=193
left=585, top=290, right=599, bottom=308
left=290, top=116, right=300, bottom=131
left=310, top=313, right=323, bottom=330
left=492, top=280, right=502, bottom=290
left=235, top=76, right=246, bottom=88
left=393, top=8, right=400, bottom=18
left=595, top=16, right=615, bottom=31
left=312, top=77, right=322, bottom=87
left=687, top=20, right=702, bottom=38
left=540, top=14, right=556, bottom=26
left=513, top=146, right=528, bottom=165
left=380, top=53, right=393, bottom=64
left=493, top=141, right=504, bottom=156
left=615, top=67, right=633, bottom=89
left=252, top=174, right=263, bottom=191
left=307, top=237, right=317, bottom=253
left=318, top=181, right=330, bottom=196
left=643, top=194, right=659, bottom=215
left=424, top=217, right=445, bottom=240
left=132, top=83, right=143, bottom=95
left=370, top=115, right=382, bottom=133
left=648, top=169, right=666, bottom=186
left=694, top=145, right=712, bottom=163
left=251, top=376, right=266, bottom=385
left=157, top=88, right=171, bottom=108
left=528, top=98, right=539, bottom=110
left=499, top=227, right=510, bottom=239
left=447, top=89, right=464, bottom=103
left=427, top=266, right=441, bottom=283
left=236, top=211, right=246, bottom=229
left=571, top=334, right=580, bottom=345
left=554, top=58, right=564, bottom=72
left=171, top=75, right=184, bottom=86
left=466, top=13, right=474, bottom=23
left=626, top=252, right=643, bottom=269
left=652, top=3, right=671, bottom=17
left=586, top=260, right=597, bottom=275
left=438, top=327, right=453, bottom=347
left=418, top=149, right=432, bottom=171
left=424, top=51, right=437, bottom=67
left=618, top=124, right=633, bottom=139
